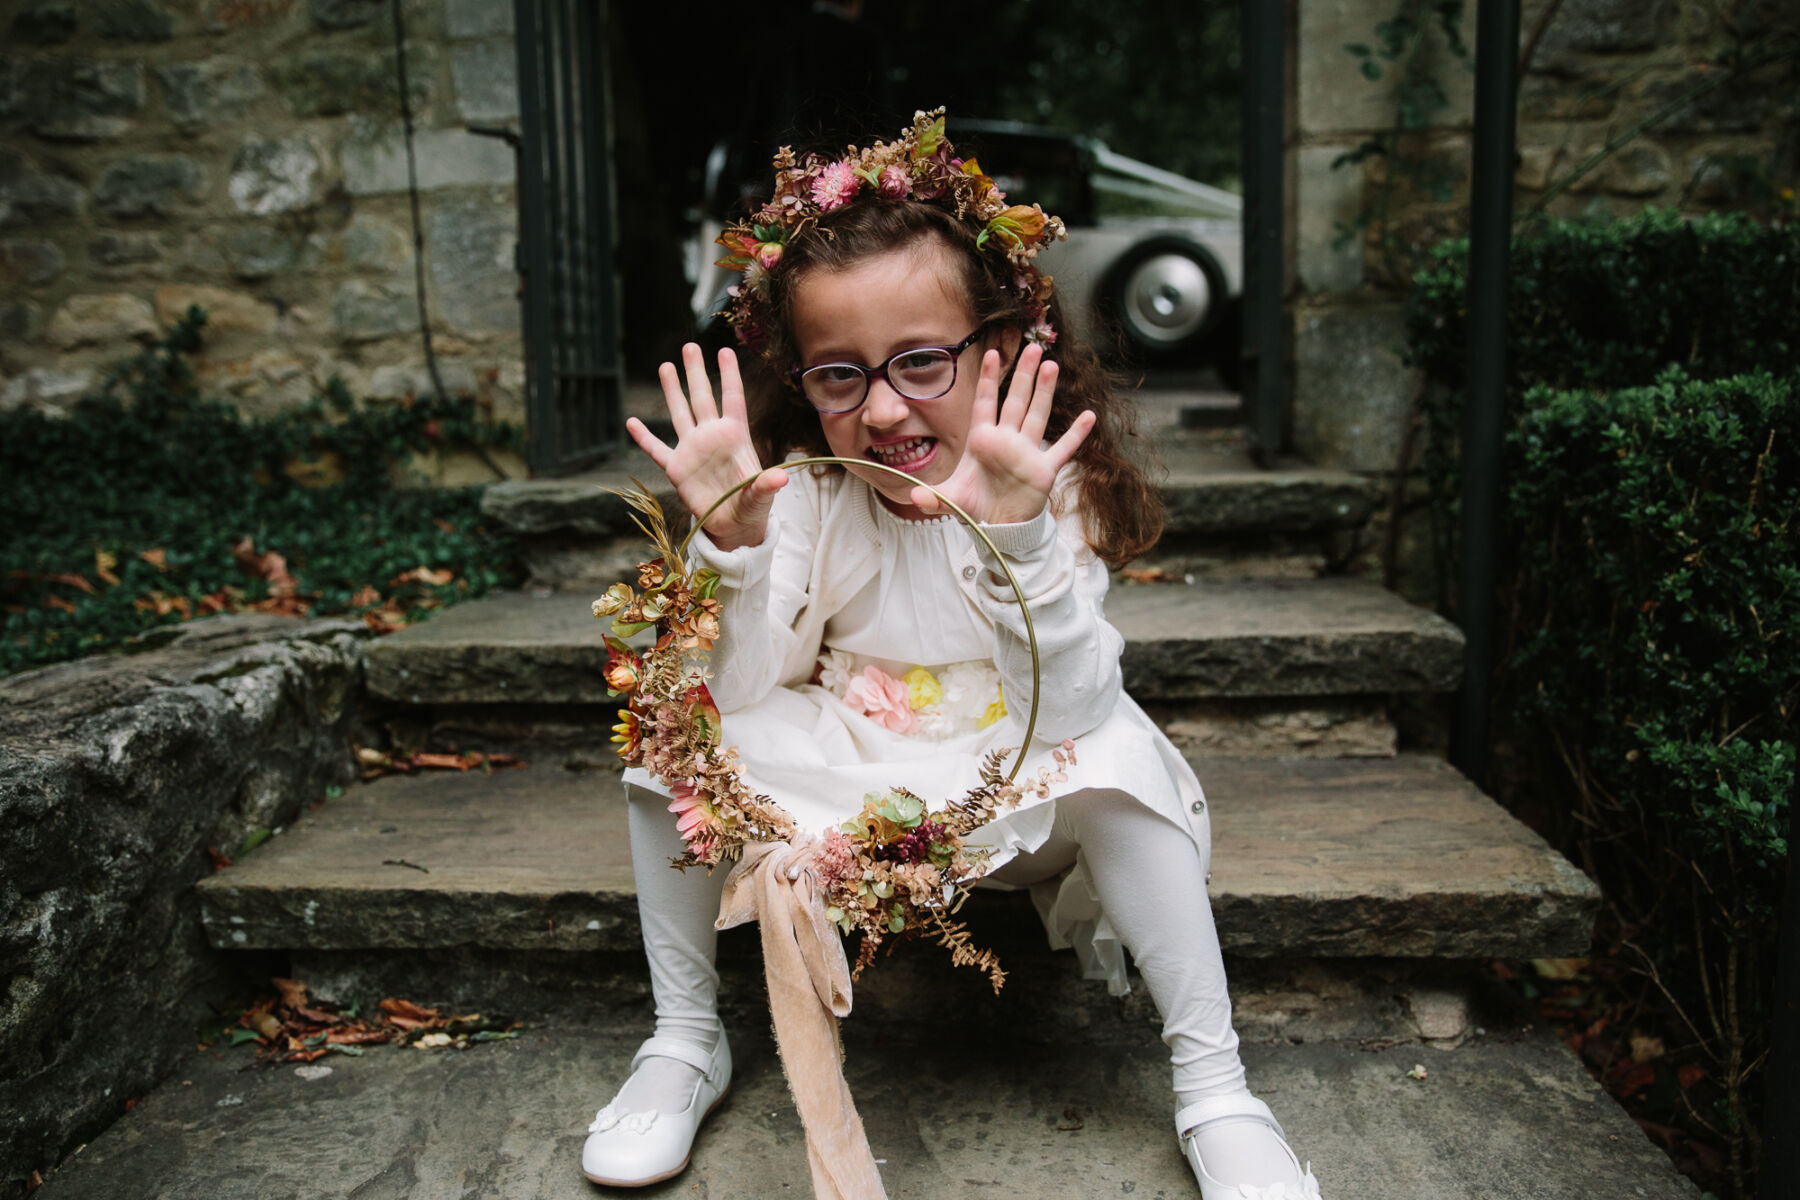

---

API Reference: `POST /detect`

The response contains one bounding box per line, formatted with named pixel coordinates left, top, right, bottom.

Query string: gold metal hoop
left=677, top=457, right=1043, bottom=783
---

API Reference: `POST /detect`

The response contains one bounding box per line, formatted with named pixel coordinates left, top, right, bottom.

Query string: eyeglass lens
left=801, top=348, right=957, bottom=413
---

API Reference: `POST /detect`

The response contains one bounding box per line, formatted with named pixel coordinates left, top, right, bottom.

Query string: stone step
left=196, top=754, right=1597, bottom=961
left=479, top=445, right=1378, bottom=545
left=365, top=577, right=1463, bottom=707
left=29, top=1006, right=1701, bottom=1200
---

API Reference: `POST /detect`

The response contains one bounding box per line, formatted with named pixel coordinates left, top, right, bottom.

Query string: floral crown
left=714, top=108, right=1068, bottom=352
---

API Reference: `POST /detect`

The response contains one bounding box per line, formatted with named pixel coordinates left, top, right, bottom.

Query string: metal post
left=1765, top=760, right=1800, bottom=1198
left=1450, top=0, right=1521, bottom=788
left=1240, top=0, right=1286, bottom=464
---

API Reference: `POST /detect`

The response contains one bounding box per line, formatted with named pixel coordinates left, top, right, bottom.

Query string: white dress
left=622, top=467, right=1210, bottom=994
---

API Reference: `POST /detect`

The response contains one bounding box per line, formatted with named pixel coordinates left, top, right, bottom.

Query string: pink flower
left=878, top=164, right=910, bottom=198
left=753, top=241, right=783, bottom=270
left=812, top=160, right=861, bottom=211
left=842, top=665, right=918, bottom=734
left=668, top=782, right=721, bottom=850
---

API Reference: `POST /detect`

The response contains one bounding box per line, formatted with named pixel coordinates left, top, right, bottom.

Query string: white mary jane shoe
left=1177, top=1092, right=1322, bottom=1200
left=581, top=1034, right=732, bottom=1187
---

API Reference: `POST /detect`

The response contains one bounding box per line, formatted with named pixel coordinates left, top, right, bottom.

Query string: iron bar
left=1240, top=0, right=1287, bottom=464
left=1450, top=0, right=1522, bottom=786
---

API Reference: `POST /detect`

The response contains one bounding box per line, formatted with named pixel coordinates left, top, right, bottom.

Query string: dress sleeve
left=969, top=503, right=1124, bottom=744
left=687, top=479, right=822, bottom=713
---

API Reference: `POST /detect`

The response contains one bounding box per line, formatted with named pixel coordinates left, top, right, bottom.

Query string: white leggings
left=624, top=785, right=1246, bottom=1103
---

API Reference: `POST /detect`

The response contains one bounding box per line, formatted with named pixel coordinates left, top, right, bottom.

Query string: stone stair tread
left=478, top=443, right=1377, bottom=539
left=197, top=754, right=1597, bottom=959
left=365, top=576, right=1463, bottom=705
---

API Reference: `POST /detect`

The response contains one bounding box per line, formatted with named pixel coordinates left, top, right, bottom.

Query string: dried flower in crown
left=714, top=108, right=1068, bottom=352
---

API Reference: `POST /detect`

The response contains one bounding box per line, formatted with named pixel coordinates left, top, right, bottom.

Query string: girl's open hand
left=910, top=344, right=1095, bottom=526
left=626, top=344, right=787, bottom=551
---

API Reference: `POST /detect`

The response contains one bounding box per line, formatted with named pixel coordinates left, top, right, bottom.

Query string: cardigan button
left=961, top=565, right=977, bottom=580
left=1190, top=800, right=1206, bottom=813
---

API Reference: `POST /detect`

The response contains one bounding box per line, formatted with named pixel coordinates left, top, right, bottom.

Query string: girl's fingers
left=716, top=347, right=748, bottom=424
left=1044, top=409, right=1096, bottom=469
left=625, top=416, right=674, bottom=469
left=1020, top=358, right=1058, bottom=444
left=657, top=360, right=696, bottom=437
left=997, top=343, right=1043, bottom=430
left=972, top=348, right=1003, bottom=430
left=910, top=484, right=944, bottom=515
left=681, top=342, right=719, bottom=422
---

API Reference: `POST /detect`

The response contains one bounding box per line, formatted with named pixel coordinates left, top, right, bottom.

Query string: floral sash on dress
left=816, top=649, right=1007, bottom=738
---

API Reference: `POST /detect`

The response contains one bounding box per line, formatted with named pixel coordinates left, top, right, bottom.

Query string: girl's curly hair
left=740, top=200, right=1163, bottom=567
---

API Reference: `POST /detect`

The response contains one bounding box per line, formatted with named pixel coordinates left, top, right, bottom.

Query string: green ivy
left=1, top=309, right=522, bottom=677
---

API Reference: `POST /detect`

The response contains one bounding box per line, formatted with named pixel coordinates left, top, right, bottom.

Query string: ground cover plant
left=1405, top=211, right=1798, bottom=1199
left=1, top=311, right=521, bottom=678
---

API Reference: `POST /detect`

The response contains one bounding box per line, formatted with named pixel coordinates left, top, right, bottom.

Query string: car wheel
left=1096, top=237, right=1228, bottom=366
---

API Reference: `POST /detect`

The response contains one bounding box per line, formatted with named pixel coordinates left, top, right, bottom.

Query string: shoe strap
left=631, top=1035, right=717, bottom=1077
left=1175, top=1092, right=1285, bottom=1142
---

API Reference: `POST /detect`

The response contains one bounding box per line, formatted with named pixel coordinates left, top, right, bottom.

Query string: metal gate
left=512, top=0, right=624, bottom=475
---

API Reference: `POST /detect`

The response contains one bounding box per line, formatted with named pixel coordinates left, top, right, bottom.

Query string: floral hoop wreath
left=714, top=107, right=1069, bottom=352
left=594, top=460, right=1076, bottom=990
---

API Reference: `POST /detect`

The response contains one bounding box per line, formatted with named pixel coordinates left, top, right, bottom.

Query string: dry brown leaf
left=46, top=572, right=96, bottom=594
left=207, top=847, right=233, bottom=871
left=44, top=595, right=76, bottom=613
left=138, top=548, right=168, bottom=571
left=410, top=752, right=474, bottom=771
left=390, top=566, right=455, bottom=587
left=1119, top=566, right=1177, bottom=584
left=273, top=977, right=308, bottom=1010
left=95, top=549, right=121, bottom=586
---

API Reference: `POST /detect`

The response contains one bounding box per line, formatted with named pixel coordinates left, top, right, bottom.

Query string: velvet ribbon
left=716, top=838, right=887, bottom=1200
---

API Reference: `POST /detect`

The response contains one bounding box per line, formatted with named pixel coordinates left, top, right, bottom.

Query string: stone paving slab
left=477, top=443, right=1376, bottom=541
left=196, top=755, right=1597, bottom=959
left=29, top=1014, right=1699, bottom=1200
left=364, top=577, right=1463, bottom=706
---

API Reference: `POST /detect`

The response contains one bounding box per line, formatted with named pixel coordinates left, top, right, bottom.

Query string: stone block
left=276, top=45, right=432, bottom=117
left=216, top=222, right=313, bottom=279
left=1518, top=74, right=1615, bottom=120
left=0, top=236, right=66, bottom=287
left=46, top=291, right=157, bottom=349
left=332, top=277, right=420, bottom=341
left=27, top=58, right=147, bottom=141
left=1686, top=150, right=1750, bottom=205
left=0, top=149, right=85, bottom=226
left=1292, top=303, right=1414, bottom=472
left=10, top=1, right=78, bottom=44
left=89, top=229, right=164, bottom=270
left=97, top=0, right=176, bottom=41
left=153, top=284, right=279, bottom=334
left=426, top=190, right=518, bottom=335
left=194, top=348, right=315, bottom=413
left=94, top=154, right=205, bottom=219
left=1297, top=145, right=1366, bottom=294
left=341, top=123, right=516, bottom=194
left=154, top=58, right=264, bottom=132
left=1601, top=142, right=1672, bottom=196
left=315, top=212, right=408, bottom=271
left=0, top=364, right=93, bottom=412
left=309, top=0, right=382, bottom=29
left=228, top=132, right=325, bottom=215
left=1155, top=698, right=1397, bottom=758
left=0, top=299, right=41, bottom=343
left=1533, top=0, right=1660, bottom=63
left=1298, top=0, right=1477, bottom=135
left=446, top=0, right=513, bottom=38
left=0, top=616, right=365, bottom=1187
left=1634, top=71, right=1768, bottom=133
left=451, top=39, right=517, bottom=122
left=365, top=359, right=478, bottom=400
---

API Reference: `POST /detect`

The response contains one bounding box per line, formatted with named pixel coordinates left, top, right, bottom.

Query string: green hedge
left=1407, top=208, right=1800, bottom=396
left=1, top=312, right=521, bottom=677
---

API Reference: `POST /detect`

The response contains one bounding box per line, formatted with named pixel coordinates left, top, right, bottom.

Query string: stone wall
left=1290, top=0, right=1797, bottom=473
left=0, top=615, right=365, bottom=1193
left=0, top=0, right=528, bottom=481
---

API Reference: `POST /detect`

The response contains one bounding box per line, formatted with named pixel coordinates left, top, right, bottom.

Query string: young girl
left=581, top=112, right=1323, bottom=1200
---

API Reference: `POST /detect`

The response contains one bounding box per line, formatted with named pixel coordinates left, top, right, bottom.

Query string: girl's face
left=790, top=242, right=1014, bottom=521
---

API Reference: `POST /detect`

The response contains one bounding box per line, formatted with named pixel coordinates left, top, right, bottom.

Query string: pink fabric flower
left=878, top=164, right=910, bottom=198
left=841, top=665, right=918, bottom=734
left=812, top=160, right=861, bottom=211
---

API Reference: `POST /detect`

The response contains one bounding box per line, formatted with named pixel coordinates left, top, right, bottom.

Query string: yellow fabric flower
left=902, top=666, right=943, bottom=711
left=978, top=683, right=1007, bottom=729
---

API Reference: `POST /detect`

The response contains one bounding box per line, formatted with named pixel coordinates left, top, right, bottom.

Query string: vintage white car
left=689, top=119, right=1243, bottom=384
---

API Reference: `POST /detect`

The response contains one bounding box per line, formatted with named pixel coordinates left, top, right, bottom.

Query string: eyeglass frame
left=789, top=328, right=987, bottom=414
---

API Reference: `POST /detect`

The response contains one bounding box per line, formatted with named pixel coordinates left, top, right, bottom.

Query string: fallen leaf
left=1531, top=957, right=1588, bottom=980
left=1119, top=566, right=1177, bottom=584
left=1629, top=1034, right=1665, bottom=1062
left=1406, top=1064, right=1428, bottom=1080
left=44, top=594, right=76, bottom=614
left=1677, top=1063, right=1706, bottom=1090
left=247, top=1011, right=282, bottom=1040
left=273, top=978, right=308, bottom=1010
left=207, top=846, right=232, bottom=871
left=349, top=585, right=382, bottom=608
left=1617, top=1063, right=1657, bottom=1095
left=95, top=549, right=120, bottom=585
left=138, top=548, right=168, bottom=570
left=389, top=566, right=454, bottom=587
left=410, top=752, right=475, bottom=771
left=46, top=572, right=96, bottom=594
